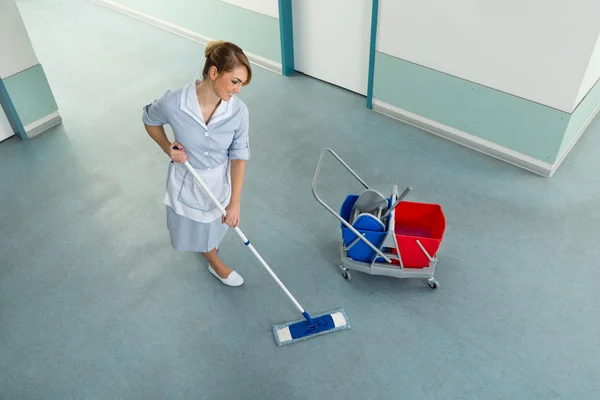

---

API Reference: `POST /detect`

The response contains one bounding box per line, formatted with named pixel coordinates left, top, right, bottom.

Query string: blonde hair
left=202, top=40, right=252, bottom=86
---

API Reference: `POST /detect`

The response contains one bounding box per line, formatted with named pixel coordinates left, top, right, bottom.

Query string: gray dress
left=142, top=80, right=250, bottom=252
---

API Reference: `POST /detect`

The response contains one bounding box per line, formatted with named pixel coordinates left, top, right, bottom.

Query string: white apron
left=164, top=161, right=231, bottom=223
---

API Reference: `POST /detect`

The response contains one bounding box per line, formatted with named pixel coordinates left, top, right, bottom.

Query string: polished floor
left=1, top=1, right=600, bottom=399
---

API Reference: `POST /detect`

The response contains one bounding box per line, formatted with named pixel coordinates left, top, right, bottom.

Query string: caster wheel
left=427, top=279, right=439, bottom=289
left=340, top=266, right=351, bottom=281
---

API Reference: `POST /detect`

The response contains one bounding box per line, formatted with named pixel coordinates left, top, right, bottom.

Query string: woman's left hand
left=223, top=201, right=241, bottom=227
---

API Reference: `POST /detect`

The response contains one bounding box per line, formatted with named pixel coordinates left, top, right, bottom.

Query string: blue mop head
left=272, top=308, right=351, bottom=346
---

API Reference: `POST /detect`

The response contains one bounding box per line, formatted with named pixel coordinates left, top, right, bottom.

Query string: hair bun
left=205, top=40, right=225, bottom=58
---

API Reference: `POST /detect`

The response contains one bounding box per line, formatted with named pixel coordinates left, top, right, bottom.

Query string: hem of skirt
left=169, top=238, right=219, bottom=253
left=169, top=246, right=210, bottom=253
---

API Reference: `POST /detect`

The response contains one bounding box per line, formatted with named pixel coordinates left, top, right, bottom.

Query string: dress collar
left=179, top=79, right=233, bottom=129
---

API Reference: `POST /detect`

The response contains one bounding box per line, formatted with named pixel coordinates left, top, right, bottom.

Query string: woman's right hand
left=166, top=141, right=187, bottom=163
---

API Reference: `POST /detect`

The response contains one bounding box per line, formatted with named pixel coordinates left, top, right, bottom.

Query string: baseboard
left=550, top=101, right=600, bottom=177
left=24, top=111, right=62, bottom=138
left=372, top=99, right=553, bottom=177
left=90, top=0, right=282, bottom=75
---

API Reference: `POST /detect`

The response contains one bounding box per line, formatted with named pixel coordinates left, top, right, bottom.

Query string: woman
left=142, top=40, right=252, bottom=287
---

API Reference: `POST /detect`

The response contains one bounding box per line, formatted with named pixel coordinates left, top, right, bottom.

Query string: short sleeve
left=228, top=105, right=250, bottom=160
left=142, top=90, right=170, bottom=126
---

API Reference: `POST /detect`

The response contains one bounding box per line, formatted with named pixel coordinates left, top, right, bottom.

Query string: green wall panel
left=559, top=78, right=600, bottom=158
left=373, top=53, right=569, bottom=163
left=2, top=64, right=58, bottom=127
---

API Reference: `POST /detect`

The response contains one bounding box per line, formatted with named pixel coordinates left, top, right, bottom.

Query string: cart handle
left=312, top=148, right=370, bottom=190
left=311, top=148, right=392, bottom=263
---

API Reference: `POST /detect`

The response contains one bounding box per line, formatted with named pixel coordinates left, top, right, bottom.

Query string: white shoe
left=208, top=264, right=244, bottom=287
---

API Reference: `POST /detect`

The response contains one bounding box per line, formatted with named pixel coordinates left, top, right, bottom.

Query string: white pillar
left=0, top=0, right=61, bottom=140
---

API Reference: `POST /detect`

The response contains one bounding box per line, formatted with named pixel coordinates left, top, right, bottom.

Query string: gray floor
left=2, top=1, right=600, bottom=399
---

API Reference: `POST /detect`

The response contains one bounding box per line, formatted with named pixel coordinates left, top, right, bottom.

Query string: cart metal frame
left=312, top=148, right=440, bottom=289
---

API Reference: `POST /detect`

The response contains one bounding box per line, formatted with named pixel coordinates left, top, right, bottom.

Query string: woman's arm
left=144, top=124, right=187, bottom=162
left=223, top=159, right=246, bottom=227
left=142, top=92, right=186, bottom=162
left=230, top=159, right=246, bottom=204
left=145, top=124, right=170, bottom=153
left=223, top=105, right=250, bottom=227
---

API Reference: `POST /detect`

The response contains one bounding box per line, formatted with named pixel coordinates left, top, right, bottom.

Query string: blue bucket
left=339, top=195, right=390, bottom=263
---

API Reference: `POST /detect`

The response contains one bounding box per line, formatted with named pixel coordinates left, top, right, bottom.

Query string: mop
left=177, top=153, right=351, bottom=346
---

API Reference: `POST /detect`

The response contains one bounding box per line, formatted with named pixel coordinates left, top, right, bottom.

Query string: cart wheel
left=340, top=266, right=352, bottom=281
left=342, top=270, right=352, bottom=281
left=427, top=279, right=439, bottom=289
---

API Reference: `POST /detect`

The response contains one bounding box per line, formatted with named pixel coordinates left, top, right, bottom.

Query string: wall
left=0, top=101, right=14, bottom=141
left=220, top=0, right=278, bottom=18
left=575, top=33, right=600, bottom=108
left=101, top=0, right=282, bottom=69
left=372, top=54, right=569, bottom=164
left=372, top=0, right=600, bottom=174
left=376, top=0, right=600, bottom=113
left=0, top=0, right=38, bottom=79
left=559, top=78, right=600, bottom=160
left=0, top=0, right=61, bottom=139
left=559, top=33, right=600, bottom=161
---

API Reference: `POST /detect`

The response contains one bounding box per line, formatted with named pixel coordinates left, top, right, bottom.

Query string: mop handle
left=175, top=155, right=307, bottom=317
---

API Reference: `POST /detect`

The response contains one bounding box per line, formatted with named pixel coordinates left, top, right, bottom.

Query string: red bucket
left=393, top=201, right=446, bottom=268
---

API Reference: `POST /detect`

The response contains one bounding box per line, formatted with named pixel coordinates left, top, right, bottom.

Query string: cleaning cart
left=311, top=148, right=446, bottom=289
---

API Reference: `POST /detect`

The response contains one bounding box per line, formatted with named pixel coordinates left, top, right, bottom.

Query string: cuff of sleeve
left=228, top=147, right=250, bottom=160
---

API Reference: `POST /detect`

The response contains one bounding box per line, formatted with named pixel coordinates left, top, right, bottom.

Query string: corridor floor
left=1, top=1, right=599, bottom=398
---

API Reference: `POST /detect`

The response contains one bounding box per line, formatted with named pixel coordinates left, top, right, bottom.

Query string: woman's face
left=210, top=66, right=248, bottom=101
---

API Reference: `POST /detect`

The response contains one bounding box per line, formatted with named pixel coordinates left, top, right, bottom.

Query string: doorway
left=291, top=0, right=373, bottom=96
